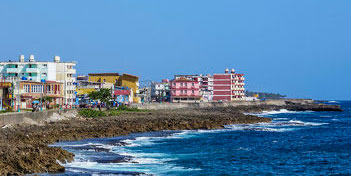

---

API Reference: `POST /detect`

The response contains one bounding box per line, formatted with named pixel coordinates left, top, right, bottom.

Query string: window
left=180, top=83, right=183, bottom=86
left=173, top=83, right=176, bottom=86
left=31, top=85, right=42, bottom=93
left=184, top=90, right=187, bottom=93
left=43, top=64, right=47, bottom=68
left=181, top=90, right=183, bottom=94
left=173, top=90, right=176, bottom=94
left=192, top=90, right=195, bottom=94
left=24, top=85, right=30, bottom=93
left=192, top=83, right=195, bottom=86
left=185, top=83, right=187, bottom=86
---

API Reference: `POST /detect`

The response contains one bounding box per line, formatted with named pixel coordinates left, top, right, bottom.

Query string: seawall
left=0, top=109, right=76, bottom=127
left=133, top=99, right=314, bottom=110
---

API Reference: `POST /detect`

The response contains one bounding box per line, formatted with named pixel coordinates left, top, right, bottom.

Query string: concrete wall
left=133, top=99, right=314, bottom=110
left=0, top=109, right=76, bottom=127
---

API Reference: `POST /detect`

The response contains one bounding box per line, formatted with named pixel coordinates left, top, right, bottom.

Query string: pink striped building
left=213, top=69, right=245, bottom=101
left=170, top=77, right=201, bottom=103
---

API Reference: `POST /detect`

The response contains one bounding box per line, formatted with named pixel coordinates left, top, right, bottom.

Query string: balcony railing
left=26, top=68, right=40, bottom=73
left=46, top=91, right=61, bottom=95
left=6, top=68, right=21, bottom=73
left=66, top=69, right=76, bottom=74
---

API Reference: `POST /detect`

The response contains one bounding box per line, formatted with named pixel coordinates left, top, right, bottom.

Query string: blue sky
left=0, top=0, right=350, bottom=100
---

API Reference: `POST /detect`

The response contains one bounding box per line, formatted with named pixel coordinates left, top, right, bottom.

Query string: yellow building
left=76, top=88, right=96, bottom=96
left=88, top=73, right=140, bottom=103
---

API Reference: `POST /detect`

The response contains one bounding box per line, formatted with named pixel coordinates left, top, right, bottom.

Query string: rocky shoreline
left=0, top=103, right=342, bottom=175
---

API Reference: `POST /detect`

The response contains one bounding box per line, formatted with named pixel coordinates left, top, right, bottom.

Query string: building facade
left=170, top=77, right=201, bottom=103
left=151, top=79, right=170, bottom=102
left=174, top=74, right=213, bottom=102
left=0, top=55, right=77, bottom=108
left=213, top=68, right=245, bottom=101
left=15, top=81, right=63, bottom=109
left=88, top=73, right=140, bottom=103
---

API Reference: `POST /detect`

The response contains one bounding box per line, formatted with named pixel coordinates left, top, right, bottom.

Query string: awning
left=32, top=100, right=40, bottom=104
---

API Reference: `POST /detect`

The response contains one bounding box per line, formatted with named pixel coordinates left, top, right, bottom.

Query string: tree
left=43, top=96, right=53, bottom=103
left=88, top=88, right=113, bottom=108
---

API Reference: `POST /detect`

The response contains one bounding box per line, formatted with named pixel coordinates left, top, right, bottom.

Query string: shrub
left=78, top=109, right=106, bottom=118
left=117, top=105, right=145, bottom=112
left=107, top=110, right=121, bottom=116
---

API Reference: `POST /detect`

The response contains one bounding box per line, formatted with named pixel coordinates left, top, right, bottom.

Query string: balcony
left=26, top=68, right=40, bottom=73
left=67, top=69, right=76, bottom=74
left=6, top=68, right=21, bottom=73
left=46, top=91, right=60, bottom=95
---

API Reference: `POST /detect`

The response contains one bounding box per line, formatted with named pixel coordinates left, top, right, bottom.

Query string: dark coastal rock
left=0, top=102, right=342, bottom=175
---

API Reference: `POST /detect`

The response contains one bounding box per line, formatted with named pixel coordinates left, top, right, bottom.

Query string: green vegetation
left=106, top=110, right=121, bottom=116
left=43, top=96, right=53, bottom=103
left=116, top=105, right=145, bottom=112
left=78, top=109, right=106, bottom=118
left=89, top=88, right=112, bottom=108
left=0, top=109, right=12, bottom=113
left=245, top=91, right=287, bottom=100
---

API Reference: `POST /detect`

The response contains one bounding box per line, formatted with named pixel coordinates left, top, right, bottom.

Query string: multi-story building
left=0, top=82, right=12, bottom=110
left=213, top=68, right=245, bottom=101
left=0, top=55, right=77, bottom=108
left=174, top=74, right=213, bottom=102
left=151, top=79, right=170, bottom=102
left=15, top=81, right=63, bottom=109
left=170, top=77, right=201, bottom=103
left=76, top=75, right=114, bottom=105
left=88, top=73, right=140, bottom=103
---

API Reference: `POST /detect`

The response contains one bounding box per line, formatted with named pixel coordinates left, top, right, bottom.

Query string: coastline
left=0, top=103, right=342, bottom=175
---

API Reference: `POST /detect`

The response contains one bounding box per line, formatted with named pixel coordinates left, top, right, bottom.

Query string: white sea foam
left=273, top=118, right=289, bottom=120
left=288, top=120, right=328, bottom=126
left=246, top=109, right=299, bottom=117
left=51, top=142, right=104, bottom=147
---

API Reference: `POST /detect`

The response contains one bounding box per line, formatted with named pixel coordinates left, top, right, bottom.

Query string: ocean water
left=50, top=101, right=351, bottom=175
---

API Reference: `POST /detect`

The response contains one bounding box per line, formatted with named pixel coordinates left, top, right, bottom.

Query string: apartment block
left=174, top=74, right=213, bottom=102
left=170, top=77, right=201, bottom=103
left=0, top=55, right=77, bottom=108
left=213, top=68, right=245, bottom=101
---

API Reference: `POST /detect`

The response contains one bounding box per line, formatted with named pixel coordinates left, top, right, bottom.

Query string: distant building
left=174, top=74, right=213, bottom=102
left=88, top=73, right=140, bottom=103
left=151, top=79, right=170, bottom=102
left=0, top=82, right=12, bottom=110
left=114, top=86, right=132, bottom=104
left=138, top=87, right=151, bottom=103
left=170, top=77, right=201, bottom=103
left=213, top=68, right=245, bottom=101
left=0, top=55, right=76, bottom=109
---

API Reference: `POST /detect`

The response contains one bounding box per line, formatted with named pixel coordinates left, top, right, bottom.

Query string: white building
left=0, top=55, right=77, bottom=106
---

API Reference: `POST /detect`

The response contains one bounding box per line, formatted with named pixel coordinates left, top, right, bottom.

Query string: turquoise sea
left=50, top=101, right=351, bottom=175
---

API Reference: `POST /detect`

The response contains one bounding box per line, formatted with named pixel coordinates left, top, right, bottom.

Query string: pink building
left=170, top=77, right=201, bottom=103
left=213, top=68, right=245, bottom=101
